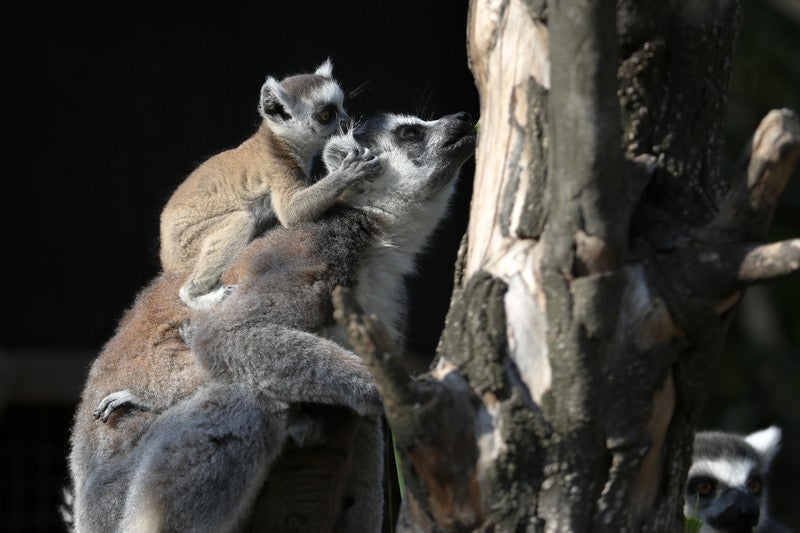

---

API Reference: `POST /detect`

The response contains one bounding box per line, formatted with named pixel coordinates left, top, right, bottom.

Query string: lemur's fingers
left=359, top=157, right=384, bottom=181
left=340, top=148, right=360, bottom=166
left=356, top=147, right=381, bottom=164
left=94, top=390, right=149, bottom=423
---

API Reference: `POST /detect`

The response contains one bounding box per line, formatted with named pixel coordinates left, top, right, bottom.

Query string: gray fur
left=67, top=112, right=475, bottom=532
left=685, top=426, right=791, bottom=533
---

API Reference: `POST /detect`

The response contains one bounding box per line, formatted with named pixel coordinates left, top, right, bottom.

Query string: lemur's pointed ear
left=323, top=132, right=359, bottom=171
left=314, top=58, right=334, bottom=79
left=259, top=77, right=294, bottom=121
left=745, top=426, right=782, bottom=465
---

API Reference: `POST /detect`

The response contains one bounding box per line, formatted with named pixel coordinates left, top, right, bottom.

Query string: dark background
left=0, top=2, right=478, bottom=355
left=1, top=1, right=798, bottom=531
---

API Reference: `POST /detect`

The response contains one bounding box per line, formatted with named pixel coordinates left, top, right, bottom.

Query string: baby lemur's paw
left=94, top=390, right=149, bottom=423
left=340, top=147, right=383, bottom=184
left=180, top=283, right=238, bottom=310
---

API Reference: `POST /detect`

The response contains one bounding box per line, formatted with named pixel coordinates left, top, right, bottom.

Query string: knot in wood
left=574, top=230, right=616, bottom=276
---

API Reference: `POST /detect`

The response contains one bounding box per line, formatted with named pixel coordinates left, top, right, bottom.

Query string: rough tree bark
left=334, top=0, right=800, bottom=532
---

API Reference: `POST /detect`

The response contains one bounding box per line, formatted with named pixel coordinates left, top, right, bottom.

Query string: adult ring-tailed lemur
left=66, top=111, right=476, bottom=533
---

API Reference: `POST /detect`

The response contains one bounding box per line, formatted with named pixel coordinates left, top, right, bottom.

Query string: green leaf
left=392, top=430, right=405, bottom=501
left=685, top=515, right=703, bottom=533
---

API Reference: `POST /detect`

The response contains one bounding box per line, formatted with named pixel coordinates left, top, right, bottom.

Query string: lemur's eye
left=746, top=477, right=762, bottom=494
left=396, top=125, right=423, bottom=141
left=315, top=105, right=336, bottom=124
left=688, top=476, right=717, bottom=498
left=695, top=480, right=715, bottom=497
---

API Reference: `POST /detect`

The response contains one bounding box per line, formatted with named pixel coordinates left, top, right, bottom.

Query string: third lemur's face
left=684, top=429, right=780, bottom=533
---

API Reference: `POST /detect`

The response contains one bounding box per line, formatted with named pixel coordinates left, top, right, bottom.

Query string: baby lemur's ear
left=314, top=58, right=333, bottom=79
left=323, top=131, right=361, bottom=171
left=259, top=77, right=295, bottom=122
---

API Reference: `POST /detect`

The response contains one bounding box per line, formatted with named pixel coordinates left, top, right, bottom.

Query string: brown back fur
left=159, top=124, right=304, bottom=272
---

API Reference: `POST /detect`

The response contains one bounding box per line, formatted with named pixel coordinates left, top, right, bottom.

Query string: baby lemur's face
left=324, top=112, right=476, bottom=217
left=258, top=59, right=348, bottom=156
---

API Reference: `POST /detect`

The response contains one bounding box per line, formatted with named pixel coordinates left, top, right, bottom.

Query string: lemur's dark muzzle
left=440, top=112, right=476, bottom=149
left=707, top=488, right=760, bottom=533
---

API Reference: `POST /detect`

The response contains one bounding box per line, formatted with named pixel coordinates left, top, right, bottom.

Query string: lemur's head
left=685, top=426, right=782, bottom=533
left=258, top=59, right=348, bottom=157
left=323, top=112, right=475, bottom=241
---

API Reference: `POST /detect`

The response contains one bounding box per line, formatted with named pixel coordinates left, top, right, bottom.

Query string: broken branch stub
left=331, top=286, right=485, bottom=529
left=673, top=109, right=800, bottom=303
left=712, top=108, right=800, bottom=240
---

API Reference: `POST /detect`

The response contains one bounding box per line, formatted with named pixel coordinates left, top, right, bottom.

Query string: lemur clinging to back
left=159, top=59, right=382, bottom=309
left=685, top=426, right=792, bottom=533
left=67, top=111, right=476, bottom=533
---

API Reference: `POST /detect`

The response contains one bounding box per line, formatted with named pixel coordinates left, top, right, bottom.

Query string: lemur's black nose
left=453, top=111, right=473, bottom=123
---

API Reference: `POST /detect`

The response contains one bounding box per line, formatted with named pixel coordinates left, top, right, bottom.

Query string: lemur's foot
left=178, top=319, right=195, bottom=345
left=94, top=390, right=149, bottom=423
left=179, top=283, right=238, bottom=310
left=286, top=413, right=328, bottom=447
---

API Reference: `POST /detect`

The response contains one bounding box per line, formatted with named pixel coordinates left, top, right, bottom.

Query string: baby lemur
left=67, top=112, right=476, bottom=532
left=159, top=59, right=381, bottom=309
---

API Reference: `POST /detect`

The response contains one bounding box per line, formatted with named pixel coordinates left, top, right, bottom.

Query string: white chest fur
left=321, top=237, right=416, bottom=352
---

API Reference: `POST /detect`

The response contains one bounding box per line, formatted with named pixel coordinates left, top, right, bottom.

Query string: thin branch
left=733, top=239, right=800, bottom=286
left=712, top=108, right=800, bottom=239
left=331, top=286, right=421, bottom=410
left=677, top=239, right=800, bottom=300
left=332, top=286, right=485, bottom=529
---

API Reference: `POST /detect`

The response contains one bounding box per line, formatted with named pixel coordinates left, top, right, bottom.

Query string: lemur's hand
left=340, top=147, right=383, bottom=185
left=354, top=381, right=384, bottom=420
left=94, top=390, right=150, bottom=423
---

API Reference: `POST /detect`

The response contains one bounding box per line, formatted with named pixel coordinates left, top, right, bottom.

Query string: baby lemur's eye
left=395, top=125, right=424, bottom=141
left=315, top=105, right=336, bottom=124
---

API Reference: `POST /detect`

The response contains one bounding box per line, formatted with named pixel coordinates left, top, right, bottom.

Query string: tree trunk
left=335, top=0, right=800, bottom=531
